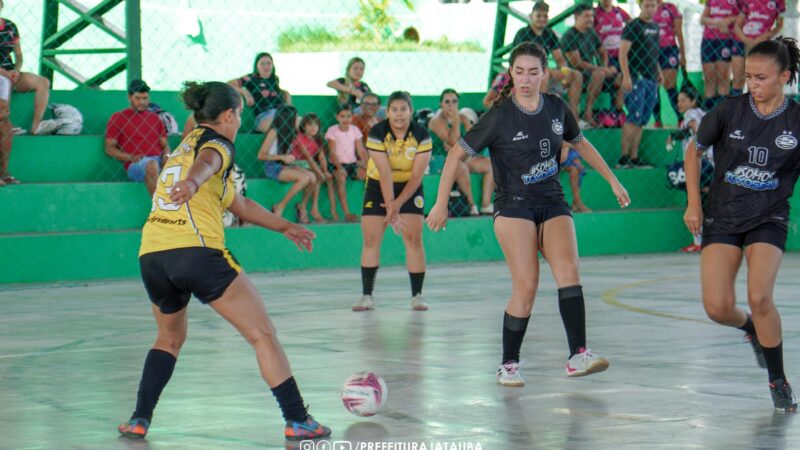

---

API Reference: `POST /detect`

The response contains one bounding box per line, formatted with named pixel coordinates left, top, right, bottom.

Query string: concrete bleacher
left=1, top=90, right=698, bottom=284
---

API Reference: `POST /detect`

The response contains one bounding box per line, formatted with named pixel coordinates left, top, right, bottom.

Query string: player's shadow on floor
left=749, top=412, right=795, bottom=450
left=344, top=421, right=390, bottom=442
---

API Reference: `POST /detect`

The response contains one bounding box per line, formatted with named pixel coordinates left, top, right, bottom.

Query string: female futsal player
left=684, top=37, right=800, bottom=412
left=427, top=42, right=630, bottom=386
left=118, top=81, right=331, bottom=441
left=353, top=91, right=432, bottom=312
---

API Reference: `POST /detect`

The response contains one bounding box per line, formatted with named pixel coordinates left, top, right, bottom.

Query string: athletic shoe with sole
left=118, top=417, right=150, bottom=439
left=497, top=361, right=525, bottom=386
left=566, top=347, right=610, bottom=377
left=411, top=294, right=428, bottom=311
left=769, top=379, right=798, bottom=413
left=285, top=415, right=332, bottom=441
left=352, top=295, right=375, bottom=311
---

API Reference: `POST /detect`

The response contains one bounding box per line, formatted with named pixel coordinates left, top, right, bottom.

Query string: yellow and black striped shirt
left=140, top=126, right=235, bottom=256
left=365, top=120, right=432, bottom=182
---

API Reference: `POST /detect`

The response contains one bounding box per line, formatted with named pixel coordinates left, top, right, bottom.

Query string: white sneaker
left=352, top=295, right=375, bottom=311
left=566, top=347, right=609, bottom=377
left=479, top=204, right=494, bottom=215
left=11, top=126, right=27, bottom=135
left=497, top=361, right=525, bottom=386
left=578, top=119, right=592, bottom=130
left=468, top=204, right=479, bottom=216
left=411, top=294, right=428, bottom=311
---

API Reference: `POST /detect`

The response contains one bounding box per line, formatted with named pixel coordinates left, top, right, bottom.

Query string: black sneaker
left=615, top=156, right=631, bottom=169
left=745, top=333, right=767, bottom=368
left=769, top=379, right=798, bottom=413
left=629, top=158, right=653, bottom=169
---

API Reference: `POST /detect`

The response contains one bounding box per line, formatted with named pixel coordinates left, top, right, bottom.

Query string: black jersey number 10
left=747, top=146, right=769, bottom=167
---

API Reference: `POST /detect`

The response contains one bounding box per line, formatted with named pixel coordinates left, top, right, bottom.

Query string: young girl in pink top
left=594, top=0, right=631, bottom=69
left=291, top=113, right=332, bottom=223
left=732, top=0, right=785, bottom=96
left=325, top=104, right=367, bottom=222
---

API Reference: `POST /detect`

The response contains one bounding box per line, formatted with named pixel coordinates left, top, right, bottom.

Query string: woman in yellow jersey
left=118, top=81, right=331, bottom=442
left=353, top=91, right=432, bottom=312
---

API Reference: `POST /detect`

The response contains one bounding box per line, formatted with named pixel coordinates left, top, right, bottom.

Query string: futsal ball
left=341, top=372, right=388, bottom=417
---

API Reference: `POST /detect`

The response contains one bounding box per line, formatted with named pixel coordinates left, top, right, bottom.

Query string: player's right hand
left=426, top=202, right=448, bottom=232
left=684, top=203, right=703, bottom=236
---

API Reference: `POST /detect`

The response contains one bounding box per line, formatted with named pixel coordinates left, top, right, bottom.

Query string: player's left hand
left=169, top=179, right=199, bottom=205
left=284, top=224, right=316, bottom=252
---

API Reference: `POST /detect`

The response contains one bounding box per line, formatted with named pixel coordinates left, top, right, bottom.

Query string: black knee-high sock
left=558, top=285, right=586, bottom=358
left=133, top=349, right=177, bottom=422
left=409, top=272, right=425, bottom=296
left=737, top=314, right=757, bottom=336
left=271, top=377, right=308, bottom=422
left=763, top=342, right=787, bottom=383
left=667, top=88, right=679, bottom=117
left=361, top=266, right=378, bottom=296
left=502, top=312, right=530, bottom=364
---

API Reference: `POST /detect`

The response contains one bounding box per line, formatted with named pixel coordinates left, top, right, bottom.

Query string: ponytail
left=181, top=81, right=240, bottom=124
left=493, top=75, right=515, bottom=108
left=748, top=36, right=800, bottom=86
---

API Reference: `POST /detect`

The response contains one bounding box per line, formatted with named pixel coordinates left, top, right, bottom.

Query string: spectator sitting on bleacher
left=325, top=104, right=366, bottom=223
left=352, top=92, right=381, bottom=145
left=618, top=0, right=660, bottom=169
left=512, top=1, right=584, bottom=126
left=292, top=113, right=331, bottom=224
left=257, top=105, right=316, bottom=220
left=104, top=79, right=169, bottom=196
left=327, top=57, right=372, bottom=111
left=229, top=52, right=291, bottom=133
left=0, top=75, right=12, bottom=186
left=0, top=1, right=50, bottom=136
left=428, top=88, right=493, bottom=216
left=482, top=70, right=511, bottom=109
left=562, top=3, right=624, bottom=127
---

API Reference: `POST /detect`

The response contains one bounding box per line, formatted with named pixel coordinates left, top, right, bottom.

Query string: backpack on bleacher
left=222, top=164, right=247, bottom=227
left=35, top=103, right=83, bottom=135
left=147, top=103, right=180, bottom=136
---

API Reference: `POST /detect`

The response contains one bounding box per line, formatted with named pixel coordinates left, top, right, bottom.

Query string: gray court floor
left=2, top=253, right=800, bottom=450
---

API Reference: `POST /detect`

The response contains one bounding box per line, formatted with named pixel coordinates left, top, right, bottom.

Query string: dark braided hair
left=493, top=42, right=548, bottom=108
left=748, top=36, right=800, bottom=86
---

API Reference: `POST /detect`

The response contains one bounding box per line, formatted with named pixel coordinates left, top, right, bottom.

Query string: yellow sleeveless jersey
left=140, top=126, right=235, bottom=256
left=365, top=120, right=432, bottom=182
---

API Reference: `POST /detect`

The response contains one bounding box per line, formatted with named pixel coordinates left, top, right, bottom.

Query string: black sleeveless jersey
left=696, top=95, right=800, bottom=233
left=459, top=93, right=583, bottom=208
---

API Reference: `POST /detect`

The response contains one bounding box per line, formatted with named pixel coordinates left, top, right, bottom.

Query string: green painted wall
left=0, top=210, right=691, bottom=285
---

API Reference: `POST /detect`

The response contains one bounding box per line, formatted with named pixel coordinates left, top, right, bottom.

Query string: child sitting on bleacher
left=291, top=113, right=332, bottom=223
left=325, top=104, right=367, bottom=222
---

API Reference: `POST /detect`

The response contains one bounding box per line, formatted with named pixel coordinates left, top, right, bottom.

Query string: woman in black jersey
left=427, top=42, right=630, bottom=386
left=684, top=37, right=800, bottom=412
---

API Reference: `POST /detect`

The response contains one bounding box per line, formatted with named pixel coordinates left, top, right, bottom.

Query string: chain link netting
left=2, top=0, right=798, bottom=237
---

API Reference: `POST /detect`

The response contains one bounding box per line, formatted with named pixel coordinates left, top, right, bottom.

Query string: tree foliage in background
left=344, top=0, right=415, bottom=41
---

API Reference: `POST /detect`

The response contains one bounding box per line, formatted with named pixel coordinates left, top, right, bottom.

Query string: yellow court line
left=601, top=274, right=714, bottom=325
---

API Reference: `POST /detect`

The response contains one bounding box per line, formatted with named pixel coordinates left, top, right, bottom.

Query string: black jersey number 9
left=540, top=139, right=551, bottom=158
left=747, top=146, right=769, bottom=167
left=153, top=165, right=182, bottom=212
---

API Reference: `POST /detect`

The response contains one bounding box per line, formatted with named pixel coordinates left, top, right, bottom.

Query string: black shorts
left=362, top=178, right=424, bottom=216
left=702, top=221, right=788, bottom=252
left=581, top=67, right=618, bottom=92
left=330, top=162, right=361, bottom=180
left=139, top=247, right=242, bottom=314
left=493, top=204, right=572, bottom=226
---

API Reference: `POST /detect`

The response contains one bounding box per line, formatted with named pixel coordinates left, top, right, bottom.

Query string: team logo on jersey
left=551, top=119, right=564, bottom=136
left=768, top=1, right=777, bottom=9
left=616, top=13, right=623, bottom=21
left=721, top=47, right=731, bottom=58
left=405, top=147, right=418, bottom=160
left=661, top=10, right=670, bottom=18
left=512, top=131, right=529, bottom=142
left=364, top=201, right=373, bottom=209
left=414, top=195, right=424, bottom=208
left=727, top=0, right=735, bottom=5
left=775, top=132, right=798, bottom=150
left=728, top=130, right=745, bottom=140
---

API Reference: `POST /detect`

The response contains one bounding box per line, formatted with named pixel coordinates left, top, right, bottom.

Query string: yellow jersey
left=140, top=126, right=235, bottom=256
left=365, top=120, right=432, bottom=182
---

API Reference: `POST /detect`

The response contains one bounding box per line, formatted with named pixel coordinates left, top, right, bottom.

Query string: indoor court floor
left=2, top=253, right=800, bottom=450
